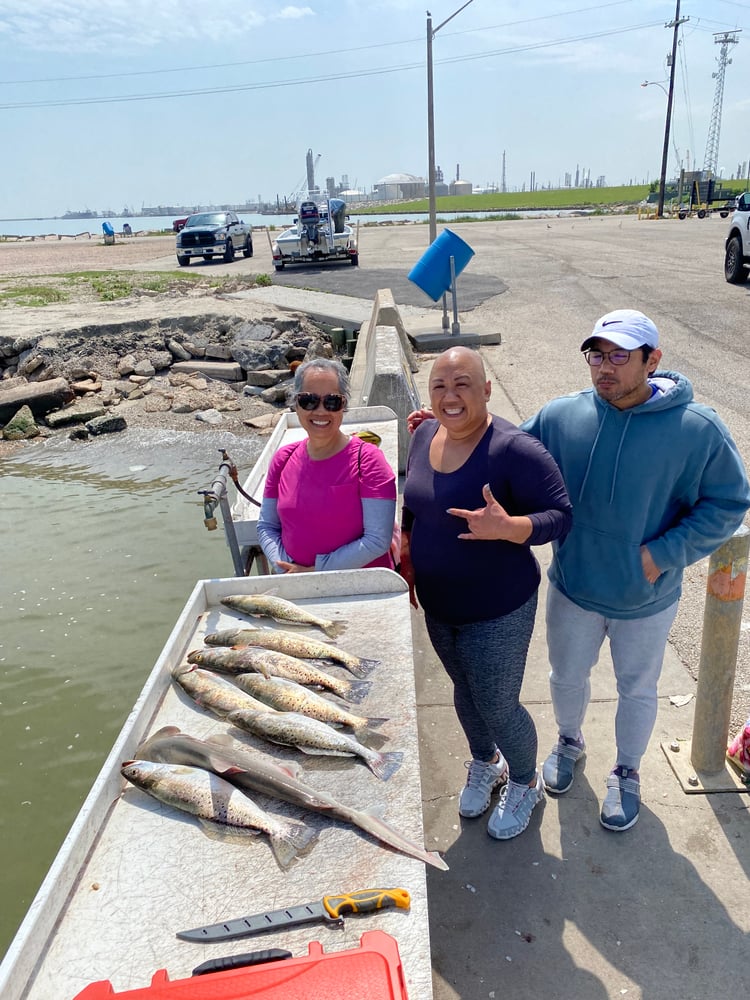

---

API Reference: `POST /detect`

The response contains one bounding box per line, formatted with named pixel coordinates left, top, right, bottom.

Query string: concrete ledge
left=350, top=324, right=421, bottom=473
left=365, top=288, right=419, bottom=372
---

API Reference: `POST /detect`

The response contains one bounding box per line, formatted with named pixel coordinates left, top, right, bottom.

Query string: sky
left=0, top=0, right=748, bottom=218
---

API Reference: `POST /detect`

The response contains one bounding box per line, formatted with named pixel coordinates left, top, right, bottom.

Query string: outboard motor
left=298, top=201, right=320, bottom=244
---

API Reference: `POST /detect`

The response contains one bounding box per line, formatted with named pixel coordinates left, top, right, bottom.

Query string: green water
left=0, top=427, right=263, bottom=959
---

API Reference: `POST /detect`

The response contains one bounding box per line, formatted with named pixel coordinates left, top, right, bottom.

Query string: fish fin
left=340, top=679, right=372, bottom=705
left=151, top=725, right=182, bottom=738
left=427, top=852, right=450, bottom=871
left=321, top=620, right=347, bottom=639
left=269, top=820, right=318, bottom=870
left=360, top=803, right=387, bottom=819
left=353, top=721, right=388, bottom=744
left=197, top=818, right=260, bottom=841
left=135, top=725, right=181, bottom=757
left=367, top=750, right=404, bottom=781
left=274, top=758, right=306, bottom=779
left=344, top=657, right=379, bottom=678
left=205, top=732, right=235, bottom=749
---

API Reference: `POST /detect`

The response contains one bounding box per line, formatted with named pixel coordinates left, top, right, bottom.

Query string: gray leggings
left=425, top=591, right=539, bottom=785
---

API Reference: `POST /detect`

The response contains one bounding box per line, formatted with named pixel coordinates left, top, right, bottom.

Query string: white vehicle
left=272, top=198, right=358, bottom=270
left=724, top=192, right=750, bottom=284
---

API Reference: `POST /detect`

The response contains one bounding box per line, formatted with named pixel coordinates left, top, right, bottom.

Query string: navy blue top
left=402, top=416, right=572, bottom=625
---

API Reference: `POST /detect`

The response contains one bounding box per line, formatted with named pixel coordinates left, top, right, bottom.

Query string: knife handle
left=322, top=887, right=410, bottom=919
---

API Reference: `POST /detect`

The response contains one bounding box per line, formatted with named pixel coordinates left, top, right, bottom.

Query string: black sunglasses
left=295, top=392, right=346, bottom=412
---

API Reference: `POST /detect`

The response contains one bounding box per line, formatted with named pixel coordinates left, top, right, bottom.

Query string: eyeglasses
left=295, top=392, right=346, bottom=412
left=583, top=348, right=632, bottom=367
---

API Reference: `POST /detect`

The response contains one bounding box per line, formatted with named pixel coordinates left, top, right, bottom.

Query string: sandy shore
left=0, top=234, right=176, bottom=277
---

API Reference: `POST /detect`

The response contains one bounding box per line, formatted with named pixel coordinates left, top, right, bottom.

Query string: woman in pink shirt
left=257, top=358, right=397, bottom=573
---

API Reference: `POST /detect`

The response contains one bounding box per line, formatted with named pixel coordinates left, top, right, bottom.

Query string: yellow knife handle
left=322, top=888, right=411, bottom=919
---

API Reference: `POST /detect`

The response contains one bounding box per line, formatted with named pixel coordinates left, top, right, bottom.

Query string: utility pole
left=657, top=1, right=688, bottom=218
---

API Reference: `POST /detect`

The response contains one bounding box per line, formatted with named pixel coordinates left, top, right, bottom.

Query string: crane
left=286, top=152, right=322, bottom=206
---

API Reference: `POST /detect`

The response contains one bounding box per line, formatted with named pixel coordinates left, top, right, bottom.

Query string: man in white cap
left=522, top=308, right=750, bottom=831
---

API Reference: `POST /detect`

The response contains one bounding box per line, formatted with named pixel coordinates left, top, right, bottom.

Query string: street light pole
left=426, top=0, right=476, bottom=330
left=427, top=0, right=476, bottom=241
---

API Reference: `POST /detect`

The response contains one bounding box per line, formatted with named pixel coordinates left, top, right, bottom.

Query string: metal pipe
left=691, top=525, right=750, bottom=773
left=450, top=255, right=460, bottom=335
left=198, top=456, right=246, bottom=577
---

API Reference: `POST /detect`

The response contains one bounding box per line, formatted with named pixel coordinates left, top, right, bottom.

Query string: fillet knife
left=176, top=887, right=411, bottom=943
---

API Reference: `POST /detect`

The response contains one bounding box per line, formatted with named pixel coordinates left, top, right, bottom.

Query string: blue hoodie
left=521, top=371, right=750, bottom=619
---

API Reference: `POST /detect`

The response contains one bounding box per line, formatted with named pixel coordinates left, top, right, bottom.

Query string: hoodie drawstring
left=577, top=409, right=634, bottom=505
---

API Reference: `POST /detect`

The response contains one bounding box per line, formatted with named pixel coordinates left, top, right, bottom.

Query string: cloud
left=273, top=6, right=314, bottom=19
left=0, top=0, right=300, bottom=53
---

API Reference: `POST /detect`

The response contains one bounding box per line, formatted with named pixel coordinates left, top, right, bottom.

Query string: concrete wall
left=350, top=288, right=423, bottom=473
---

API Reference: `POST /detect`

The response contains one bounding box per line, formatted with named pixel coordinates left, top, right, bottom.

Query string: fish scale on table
left=228, top=708, right=404, bottom=782
left=203, top=626, right=379, bottom=677
left=135, top=726, right=448, bottom=871
left=120, top=759, right=318, bottom=869
left=186, top=645, right=372, bottom=704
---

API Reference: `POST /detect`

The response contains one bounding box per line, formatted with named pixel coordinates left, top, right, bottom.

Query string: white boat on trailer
left=271, top=198, right=359, bottom=270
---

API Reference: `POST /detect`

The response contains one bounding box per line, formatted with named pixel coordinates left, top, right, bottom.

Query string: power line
left=0, top=0, right=640, bottom=87
left=0, top=21, right=662, bottom=111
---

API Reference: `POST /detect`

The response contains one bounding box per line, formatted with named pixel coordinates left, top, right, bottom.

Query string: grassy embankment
left=0, top=270, right=271, bottom=308
left=357, top=181, right=750, bottom=217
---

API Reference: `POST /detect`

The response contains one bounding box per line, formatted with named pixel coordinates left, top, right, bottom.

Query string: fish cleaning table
left=0, top=570, right=434, bottom=1000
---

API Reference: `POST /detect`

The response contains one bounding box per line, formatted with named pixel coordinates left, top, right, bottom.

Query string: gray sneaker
left=542, top=736, right=586, bottom=794
left=458, top=755, right=508, bottom=818
left=487, top=772, right=545, bottom=840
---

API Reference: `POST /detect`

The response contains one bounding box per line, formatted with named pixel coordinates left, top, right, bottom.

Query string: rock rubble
left=0, top=309, right=337, bottom=444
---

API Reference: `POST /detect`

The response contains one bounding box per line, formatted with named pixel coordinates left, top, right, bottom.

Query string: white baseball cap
left=581, top=309, right=660, bottom=352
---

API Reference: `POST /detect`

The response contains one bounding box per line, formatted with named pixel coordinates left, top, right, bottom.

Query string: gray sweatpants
left=546, top=586, right=679, bottom=771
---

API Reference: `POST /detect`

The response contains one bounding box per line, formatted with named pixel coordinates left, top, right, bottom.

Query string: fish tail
left=269, top=820, right=319, bottom=870
left=341, top=679, right=372, bottom=704
left=352, top=719, right=388, bottom=742
left=322, top=620, right=347, bottom=639
left=344, top=657, right=379, bottom=678
left=364, top=716, right=388, bottom=729
left=367, top=750, right=404, bottom=781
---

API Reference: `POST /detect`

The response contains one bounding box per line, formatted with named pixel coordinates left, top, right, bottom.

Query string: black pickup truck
left=175, top=211, right=253, bottom=265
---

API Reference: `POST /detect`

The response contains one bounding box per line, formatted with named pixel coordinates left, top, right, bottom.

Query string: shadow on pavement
left=426, top=769, right=747, bottom=1000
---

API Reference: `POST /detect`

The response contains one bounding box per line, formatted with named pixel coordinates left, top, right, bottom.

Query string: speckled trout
left=220, top=594, right=347, bottom=639
left=186, top=646, right=371, bottom=704
left=136, top=726, right=448, bottom=871
left=121, top=759, right=317, bottom=869
left=171, top=664, right=271, bottom=719
left=228, top=709, right=403, bottom=782
left=203, top=628, right=379, bottom=678
left=229, top=672, right=386, bottom=739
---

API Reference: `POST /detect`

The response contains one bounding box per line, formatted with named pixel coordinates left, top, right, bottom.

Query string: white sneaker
left=487, top=771, right=545, bottom=840
left=458, top=754, right=508, bottom=818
